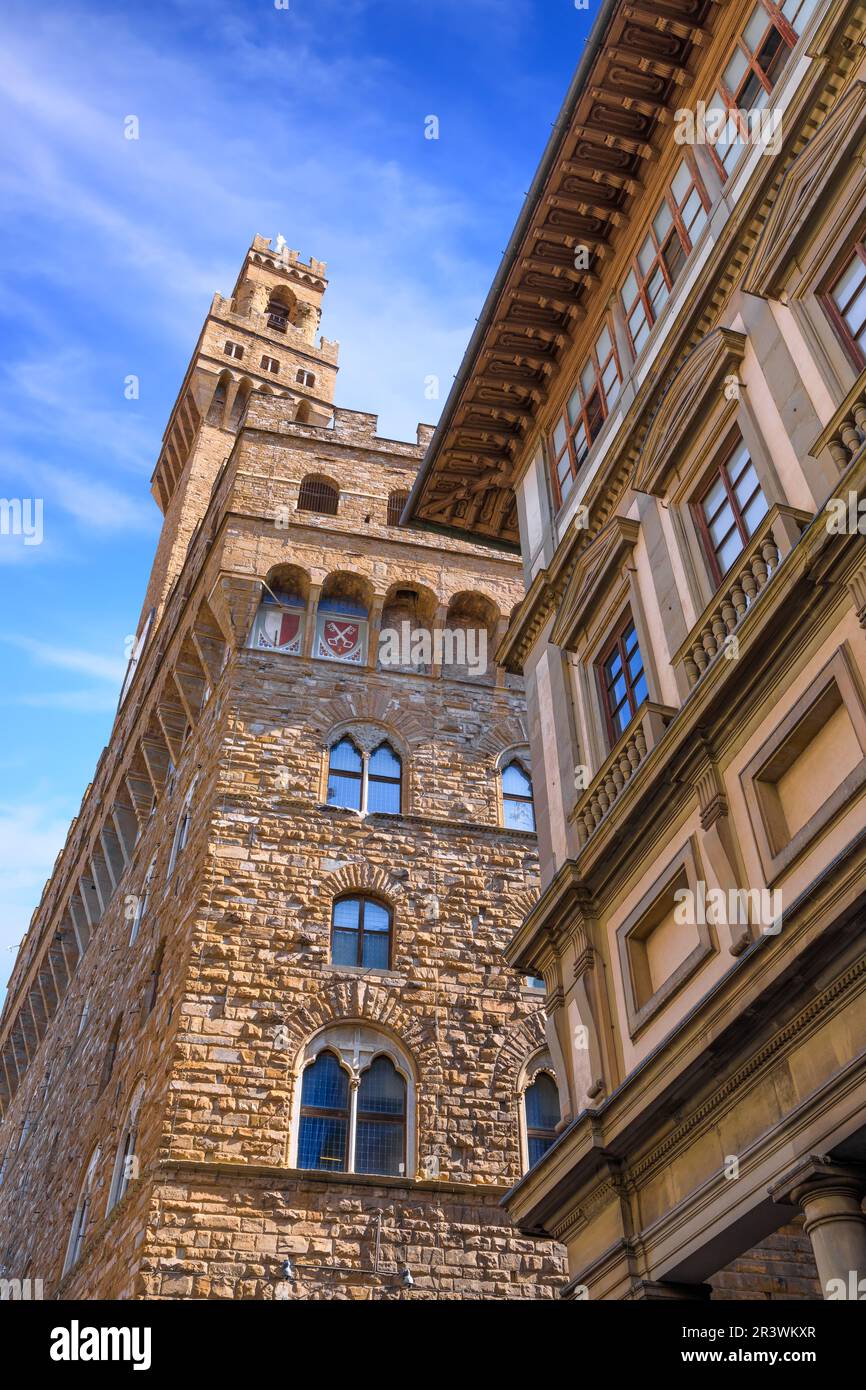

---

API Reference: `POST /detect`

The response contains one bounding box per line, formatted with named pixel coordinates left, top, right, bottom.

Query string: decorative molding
left=633, top=329, right=748, bottom=497
left=490, top=1011, right=549, bottom=1101
left=743, top=78, right=866, bottom=299
left=550, top=516, right=640, bottom=649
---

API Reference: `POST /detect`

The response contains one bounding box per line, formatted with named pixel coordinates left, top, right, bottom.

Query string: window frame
left=691, top=435, right=768, bottom=587
left=501, top=759, right=536, bottom=832
left=620, top=157, right=710, bottom=356
left=549, top=318, right=623, bottom=506
left=596, top=611, right=648, bottom=748
left=819, top=239, right=866, bottom=371
left=326, top=737, right=402, bottom=815
left=706, top=0, right=801, bottom=181
left=295, top=1040, right=410, bottom=1178
left=330, top=894, right=393, bottom=971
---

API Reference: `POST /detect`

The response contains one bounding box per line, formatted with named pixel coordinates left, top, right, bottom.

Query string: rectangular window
left=705, top=0, right=807, bottom=178
left=260, top=355, right=280, bottom=373
left=224, top=341, right=243, bottom=359
left=598, top=615, right=648, bottom=745
left=550, top=320, right=622, bottom=505
left=824, top=243, right=866, bottom=366
left=620, top=160, right=709, bottom=355
left=695, top=438, right=769, bottom=582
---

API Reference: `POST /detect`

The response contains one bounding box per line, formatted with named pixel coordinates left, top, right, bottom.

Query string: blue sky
left=0, top=0, right=591, bottom=988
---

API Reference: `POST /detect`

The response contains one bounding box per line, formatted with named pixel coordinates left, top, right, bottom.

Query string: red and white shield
left=322, top=620, right=361, bottom=660
left=258, top=609, right=301, bottom=652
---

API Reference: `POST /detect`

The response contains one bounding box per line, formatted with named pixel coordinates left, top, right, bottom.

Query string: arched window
left=367, top=743, right=401, bottom=814
left=524, top=1071, right=560, bottom=1169
left=99, top=1014, right=123, bottom=1095
left=147, top=942, right=165, bottom=1014
left=168, top=781, right=195, bottom=879
left=387, top=489, right=409, bottom=526
left=294, top=1029, right=411, bottom=1177
left=327, top=738, right=402, bottom=814
left=297, top=1050, right=350, bottom=1171
left=107, top=1082, right=144, bottom=1213
left=355, top=1057, right=406, bottom=1176
left=297, top=474, right=339, bottom=516
left=327, top=737, right=363, bottom=810
left=266, top=293, right=293, bottom=331
left=296, top=368, right=316, bottom=388
left=331, top=896, right=392, bottom=970
left=130, top=856, right=155, bottom=945
left=502, top=760, right=536, bottom=831
left=63, top=1146, right=100, bottom=1275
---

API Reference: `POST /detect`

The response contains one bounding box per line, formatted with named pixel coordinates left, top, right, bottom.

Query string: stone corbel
left=209, top=573, right=265, bottom=650
left=848, top=562, right=866, bottom=630
left=570, top=890, right=616, bottom=1107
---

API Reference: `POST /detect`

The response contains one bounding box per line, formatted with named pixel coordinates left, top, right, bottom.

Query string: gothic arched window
left=297, top=1050, right=350, bottom=1172
left=523, top=1071, right=560, bottom=1169
left=501, top=760, right=536, bottom=831
left=297, top=474, right=339, bottom=516
left=355, top=1057, right=406, bottom=1176
left=63, top=1146, right=101, bottom=1275
left=107, top=1081, right=144, bottom=1213
left=295, top=1032, right=411, bottom=1178
left=327, top=738, right=402, bottom=815
left=367, top=743, right=401, bottom=814
left=331, top=896, right=392, bottom=970
left=327, top=738, right=363, bottom=811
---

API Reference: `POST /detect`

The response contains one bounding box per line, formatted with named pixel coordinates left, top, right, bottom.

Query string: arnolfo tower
left=0, top=237, right=565, bottom=1300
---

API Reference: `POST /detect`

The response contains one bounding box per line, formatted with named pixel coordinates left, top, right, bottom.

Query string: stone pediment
left=633, top=328, right=747, bottom=497
left=551, top=516, right=639, bottom=649
left=743, top=79, right=866, bottom=299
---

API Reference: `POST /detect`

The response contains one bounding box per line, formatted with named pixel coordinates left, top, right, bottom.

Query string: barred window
left=387, top=489, right=409, bottom=526
left=297, top=474, right=339, bottom=516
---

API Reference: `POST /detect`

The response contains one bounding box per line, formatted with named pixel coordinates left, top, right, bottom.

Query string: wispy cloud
left=1, top=635, right=127, bottom=683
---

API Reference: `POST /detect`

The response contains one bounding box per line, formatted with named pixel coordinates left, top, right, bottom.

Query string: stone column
left=366, top=596, right=385, bottom=670
left=773, top=1157, right=866, bottom=1299
left=302, top=584, right=322, bottom=659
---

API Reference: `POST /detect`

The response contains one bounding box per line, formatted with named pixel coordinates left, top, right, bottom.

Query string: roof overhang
left=404, top=0, right=719, bottom=548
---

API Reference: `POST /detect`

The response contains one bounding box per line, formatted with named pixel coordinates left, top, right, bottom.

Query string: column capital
left=771, top=1155, right=866, bottom=1208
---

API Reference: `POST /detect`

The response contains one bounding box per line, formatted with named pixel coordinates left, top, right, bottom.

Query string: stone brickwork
left=0, top=240, right=567, bottom=1300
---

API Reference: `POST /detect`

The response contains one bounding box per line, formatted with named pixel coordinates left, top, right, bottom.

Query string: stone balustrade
left=676, top=505, right=811, bottom=690
left=573, top=702, right=677, bottom=848
left=811, top=370, right=866, bottom=471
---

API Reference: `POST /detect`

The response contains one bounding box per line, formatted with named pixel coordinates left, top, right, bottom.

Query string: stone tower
left=0, top=238, right=565, bottom=1300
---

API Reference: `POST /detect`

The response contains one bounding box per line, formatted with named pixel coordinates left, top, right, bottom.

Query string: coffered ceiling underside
left=412, top=0, right=718, bottom=547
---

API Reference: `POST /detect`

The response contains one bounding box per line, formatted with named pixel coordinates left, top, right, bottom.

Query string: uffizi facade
left=1, top=0, right=865, bottom=1302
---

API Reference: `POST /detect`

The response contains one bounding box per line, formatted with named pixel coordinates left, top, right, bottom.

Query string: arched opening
left=206, top=371, right=232, bottom=427
left=377, top=583, right=437, bottom=674
left=315, top=572, right=372, bottom=665
left=228, top=377, right=253, bottom=429
left=387, top=489, right=409, bottom=527
left=443, top=591, right=499, bottom=681
left=266, top=286, right=297, bottom=332
left=251, top=565, right=310, bottom=655
left=294, top=1025, right=413, bottom=1177
left=297, top=473, right=338, bottom=515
